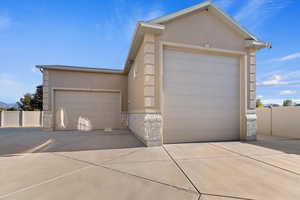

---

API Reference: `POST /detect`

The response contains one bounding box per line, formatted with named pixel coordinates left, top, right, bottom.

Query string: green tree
left=17, top=93, right=33, bottom=111
left=7, top=107, right=17, bottom=111
left=256, top=99, right=264, bottom=108
left=17, top=85, right=43, bottom=111
left=31, top=85, right=43, bottom=110
left=283, top=99, right=293, bottom=106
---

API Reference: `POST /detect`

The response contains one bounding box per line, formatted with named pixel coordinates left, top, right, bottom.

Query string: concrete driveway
left=1, top=128, right=300, bottom=200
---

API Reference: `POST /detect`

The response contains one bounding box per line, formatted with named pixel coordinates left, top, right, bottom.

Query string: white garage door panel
left=163, top=49, right=240, bottom=143
left=55, top=91, right=121, bottom=131
left=165, top=96, right=239, bottom=106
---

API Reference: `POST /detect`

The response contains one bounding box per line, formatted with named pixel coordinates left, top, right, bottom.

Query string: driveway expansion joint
left=162, top=145, right=202, bottom=196
left=0, top=166, right=92, bottom=199
left=51, top=151, right=198, bottom=195
left=209, top=143, right=300, bottom=177
left=201, top=193, right=256, bottom=200
left=100, top=148, right=149, bottom=164
left=99, top=163, right=199, bottom=195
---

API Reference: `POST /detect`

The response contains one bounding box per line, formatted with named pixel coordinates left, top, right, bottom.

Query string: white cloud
left=0, top=73, right=34, bottom=103
left=276, top=52, right=300, bottom=62
left=124, top=7, right=164, bottom=38
left=97, top=3, right=165, bottom=41
left=261, top=53, right=300, bottom=64
left=257, top=95, right=264, bottom=99
left=257, top=71, right=300, bottom=86
left=234, top=0, right=290, bottom=31
left=214, top=0, right=236, bottom=10
left=285, top=71, right=300, bottom=79
left=257, top=74, right=288, bottom=86
left=0, top=15, right=11, bottom=30
left=280, top=90, right=297, bottom=95
left=234, top=0, right=265, bottom=21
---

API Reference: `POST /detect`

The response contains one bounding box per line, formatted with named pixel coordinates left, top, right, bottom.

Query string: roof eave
left=36, top=65, right=125, bottom=74
left=245, top=40, right=272, bottom=50
left=123, top=22, right=165, bottom=73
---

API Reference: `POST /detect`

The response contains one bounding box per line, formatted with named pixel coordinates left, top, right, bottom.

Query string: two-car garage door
left=54, top=90, right=121, bottom=131
left=163, top=48, right=240, bottom=143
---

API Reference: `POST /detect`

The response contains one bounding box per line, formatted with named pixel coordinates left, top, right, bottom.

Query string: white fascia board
left=36, top=65, right=125, bottom=74
left=123, top=22, right=164, bottom=73
left=139, top=22, right=165, bottom=32
left=245, top=40, right=272, bottom=50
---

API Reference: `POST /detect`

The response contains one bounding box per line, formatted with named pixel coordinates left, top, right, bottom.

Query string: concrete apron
left=1, top=129, right=300, bottom=200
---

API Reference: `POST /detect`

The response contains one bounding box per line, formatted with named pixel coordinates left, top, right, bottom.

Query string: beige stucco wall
left=126, top=8, right=259, bottom=142
left=257, top=107, right=300, bottom=139
left=23, top=111, right=42, bottom=127
left=256, top=108, right=272, bottom=136
left=0, top=111, right=42, bottom=127
left=128, top=43, right=145, bottom=113
left=157, top=9, right=245, bottom=51
left=272, top=107, right=300, bottom=139
left=128, top=9, right=255, bottom=115
left=1, top=111, right=20, bottom=127
left=46, top=70, right=128, bottom=112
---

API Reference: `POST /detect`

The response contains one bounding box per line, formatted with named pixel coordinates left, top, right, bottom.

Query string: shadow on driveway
left=0, top=128, right=145, bottom=156
left=247, top=134, right=300, bottom=156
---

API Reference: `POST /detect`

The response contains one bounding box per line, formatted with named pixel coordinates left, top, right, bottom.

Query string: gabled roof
left=37, top=1, right=269, bottom=74
left=149, top=1, right=258, bottom=41
left=123, top=1, right=270, bottom=73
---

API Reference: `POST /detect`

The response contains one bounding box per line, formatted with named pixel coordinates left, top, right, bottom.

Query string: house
left=36, top=1, right=271, bottom=146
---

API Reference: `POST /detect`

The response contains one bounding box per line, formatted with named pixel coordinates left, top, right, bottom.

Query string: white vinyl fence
left=0, top=111, right=43, bottom=128
left=257, top=107, right=300, bottom=139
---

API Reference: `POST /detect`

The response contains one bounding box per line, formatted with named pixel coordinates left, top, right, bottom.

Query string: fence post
left=40, top=111, right=43, bottom=127
left=20, top=111, right=24, bottom=127
left=270, top=107, right=273, bottom=136
left=0, top=111, right=2, bottom=127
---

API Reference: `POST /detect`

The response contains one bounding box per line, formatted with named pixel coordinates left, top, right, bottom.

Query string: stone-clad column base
left=128, top=113, right=162, bottom=147
left=245, top=114, right=257, bottom=141
left=121, top=112, right=128, bottom=128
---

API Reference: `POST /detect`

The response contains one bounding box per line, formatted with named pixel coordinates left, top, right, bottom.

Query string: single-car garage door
left=54, top=90, right=121, bottom=131
left=163, top=48, right=240, bottom=143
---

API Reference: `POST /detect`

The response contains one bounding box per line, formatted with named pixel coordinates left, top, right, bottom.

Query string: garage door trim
left=51, top=87, right=122, bottom=130
left=158, top=41, right=247, bottom=142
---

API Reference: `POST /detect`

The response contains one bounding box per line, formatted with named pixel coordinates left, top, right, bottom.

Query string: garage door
left=163, top=48, right=240, bottom=143
left=54, top=90, right=121, bottom=131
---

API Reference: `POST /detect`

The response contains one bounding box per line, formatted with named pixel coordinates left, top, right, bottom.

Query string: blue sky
left=0, top=0, right=299, bottom=105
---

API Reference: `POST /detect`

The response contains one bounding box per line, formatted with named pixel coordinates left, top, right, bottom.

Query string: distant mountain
left=0, top=102, right=8, bottom=108
left=0, top=101, right=17, bottom=108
